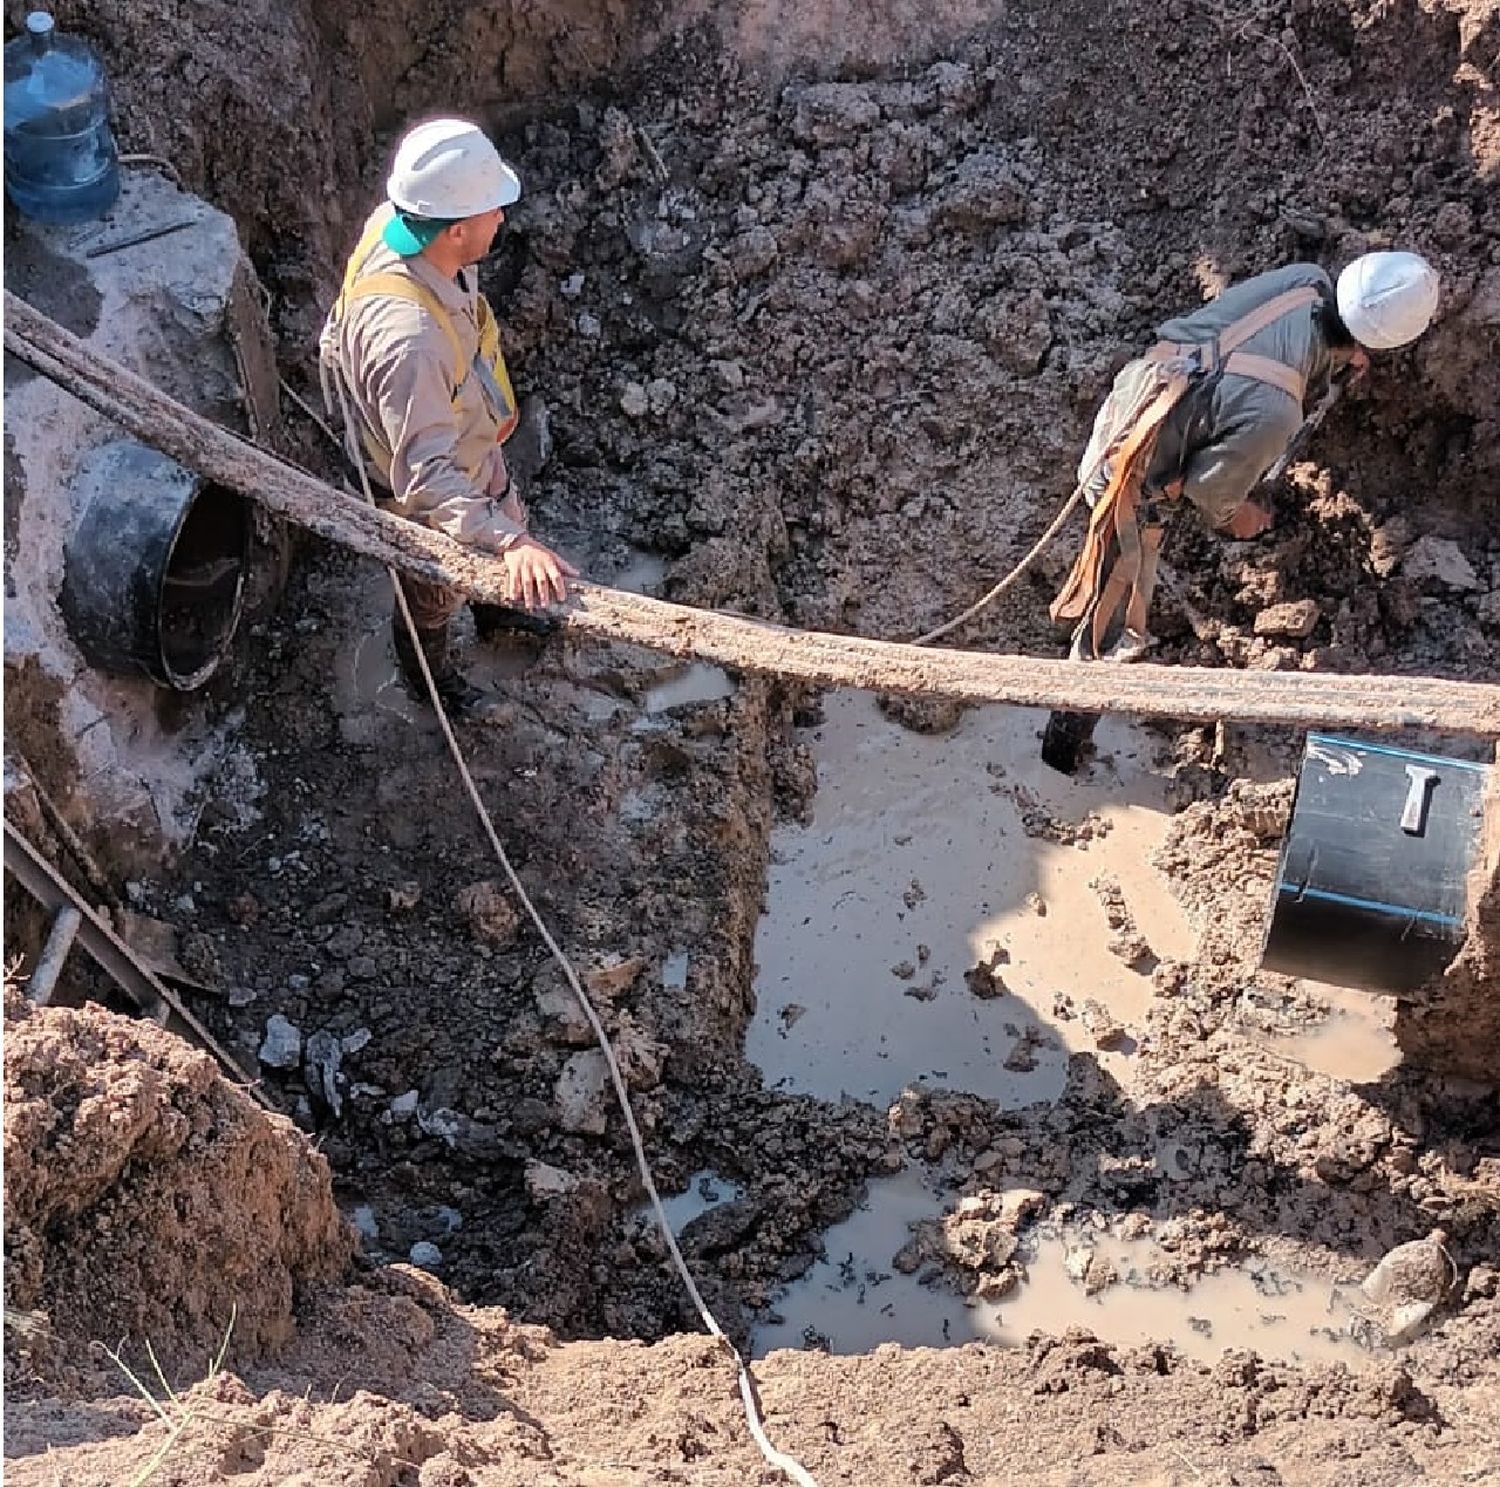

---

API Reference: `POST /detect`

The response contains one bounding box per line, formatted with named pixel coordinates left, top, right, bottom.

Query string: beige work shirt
left=322, top=204, right=523, bottom=553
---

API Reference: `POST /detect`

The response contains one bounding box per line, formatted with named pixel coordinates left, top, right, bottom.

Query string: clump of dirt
left=2, top=989, right=352, bottom=1381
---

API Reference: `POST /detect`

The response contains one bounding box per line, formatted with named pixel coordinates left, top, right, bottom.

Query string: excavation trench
left=6, top=0, right=1500, bottom=1480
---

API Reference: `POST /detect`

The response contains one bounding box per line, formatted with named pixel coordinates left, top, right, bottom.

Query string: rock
left=1064, top=1244, right=1093, bottom=1283
left=936, top=151, right=1028, bottom=232
left=722, top=225, right=778, bottom=282
left=998, top=1188, right=1047, bottom=1228
left=341, top=1027, right=372, bottom=1055
left=408, top=1241, right=443, bottom=1270
left=303, top=1030, right=344, bottom=1118
left=619, top=381, right=650, bottom=418
left=384, top=880, right=421, bottom=913
left=647, top=378, right=678, bottom=414
left=225, top=893, right=260, bottom=927
left=965, top=955, right=1007, bottom=1000
left=455, top=880, right=520, bottom=946
left=1369, top=517, right=1411, bottom=578
left=583, top=954, right=648, bottom=1002
left=388, top=1090, right=419, bottom=1119
left=1358, top=1230, right=1455, bottom=1344
left=975, top=1267, right=1019, bottom=1301
left=1475, top=591, right=1500, bottom=630
left=1080, top=999, right=1128, bottom=1050
left=891, top=960, right=917, bottom=981
left=1401, top=536, right=1480, bottom=592
left=710, top=358, right=745, bottom=391
left=877, top=693, right=964, bottom=734
left=1254, top=599, right=1321, bottom=639
left=594, top=106, right=640, bottom=188
left=555, top=1050, right=612, bottom=1135
left=535, top=976, right=594, bottom=1046
left=350, top=1205, right=380, bottom=1242
left=1083, top=1252, right=1118, bottom=1296
left=525, top=1160, right=580, bottom=1202
left=613, top=1014, right=667, bottom=1090
left=577, top=311, right=602, bottom=339
left=258, top=1014, right=302, bottom=1070
left=786, top=81, right=880, bottom=148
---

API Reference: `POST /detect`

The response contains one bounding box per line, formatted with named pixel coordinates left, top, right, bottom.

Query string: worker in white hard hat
left=1042, top=250, right=1439, bottom=772
left=1053, top=251, right=1440, bottom=666
left=320, top=116, right=576, bottom=722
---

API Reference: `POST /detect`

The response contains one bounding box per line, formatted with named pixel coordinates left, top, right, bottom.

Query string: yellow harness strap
left=334, top=216, right=520, bottom=443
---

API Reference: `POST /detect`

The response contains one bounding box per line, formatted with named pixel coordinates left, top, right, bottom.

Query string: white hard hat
left=386, top=117, right=521, bottom=222
left=1336, top=251, right=1440, bottom=350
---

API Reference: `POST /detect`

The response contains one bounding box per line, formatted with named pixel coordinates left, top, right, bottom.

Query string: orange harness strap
left=1053, top=284, right=1321, bottom=655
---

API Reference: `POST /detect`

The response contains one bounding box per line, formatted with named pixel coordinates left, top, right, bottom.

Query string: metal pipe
left=28, top=905, right=81, bottom=1005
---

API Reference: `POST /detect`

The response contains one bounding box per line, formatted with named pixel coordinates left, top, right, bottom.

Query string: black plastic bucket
left=60, top=440, right=249, bottom=691
left=1260, top=733, right=1488, bottom=993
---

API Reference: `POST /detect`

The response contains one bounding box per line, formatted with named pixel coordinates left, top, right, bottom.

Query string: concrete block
left=4, top=168, right=281, bottom=868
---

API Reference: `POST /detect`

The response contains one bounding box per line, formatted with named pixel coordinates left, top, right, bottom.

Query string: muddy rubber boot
left=393, top=618, right=507, bottom=724
left=471, top=601, right=560, bottom=641
left=1041, top=710, right=1100, bottom=775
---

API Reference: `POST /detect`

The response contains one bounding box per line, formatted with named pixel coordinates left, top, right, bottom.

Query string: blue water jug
left=4, top=10, right=120, bottom=224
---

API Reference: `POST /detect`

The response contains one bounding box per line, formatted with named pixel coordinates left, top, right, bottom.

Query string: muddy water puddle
left=1248, top=982, right=1401, bottom=1084
left=643, top=662, right=736, bottom=713
left=755, top=1171, right=1373, bottom=1367
left=747, top=692, right=1194, bottom=1107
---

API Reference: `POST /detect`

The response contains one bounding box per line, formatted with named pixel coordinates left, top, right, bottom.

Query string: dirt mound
left=3, top=991, right=353, bottom=1381
left=5, top=1263, right=1499, bottom=1485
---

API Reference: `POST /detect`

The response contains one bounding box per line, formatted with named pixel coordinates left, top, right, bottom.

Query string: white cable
left=331, top=375, right=820, bottom=1487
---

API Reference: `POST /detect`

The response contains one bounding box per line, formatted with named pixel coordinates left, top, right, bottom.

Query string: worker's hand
left=1221, top=500, right=1273, bottom=540
left=501, top=534, right=577, bottom=610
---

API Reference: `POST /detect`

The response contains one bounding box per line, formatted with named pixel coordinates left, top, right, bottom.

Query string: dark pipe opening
left=158, top=483, right=249, bottom=688
left=61, top=441, right=250, bottom=692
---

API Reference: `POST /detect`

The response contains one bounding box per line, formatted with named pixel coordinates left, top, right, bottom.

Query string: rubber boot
left=472, top=601, right=560, bottom=641
left=1041, top=710, right=1100, bottom=775
left=393, top=617, right=506, bottom=724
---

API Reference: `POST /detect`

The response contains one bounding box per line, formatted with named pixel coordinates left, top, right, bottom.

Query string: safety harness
left=1051, top=285, right=1320, bottom=660
left=321, top=210, right=520, bottom=487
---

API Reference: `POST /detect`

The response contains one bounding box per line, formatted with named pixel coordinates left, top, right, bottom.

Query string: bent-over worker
left=320, top=116, right=576, bottom=721
left=1052, top=251, right=1440, bottom=667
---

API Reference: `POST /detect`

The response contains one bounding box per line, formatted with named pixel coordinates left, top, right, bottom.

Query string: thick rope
left=329, top=376, right=819, bottom=1487
left=911, top=485, right=1085, bottom=646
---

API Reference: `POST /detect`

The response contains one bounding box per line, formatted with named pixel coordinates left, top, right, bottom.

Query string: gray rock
left=620, top=381, right=650, bottom=418
left=303, top=1030, right=344, bottom=1117
left=388, top=1089, right=420, bottom=1119
left=1254, top=598, right=1321, bottom=639
left=1401, top=536, right=1480, bottom=591
left=408, top=1241, right=443, bottom=1269
left=555, top=1049, right=612, bottom=1135
left=258, top=1014, right=302, bottom=1070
